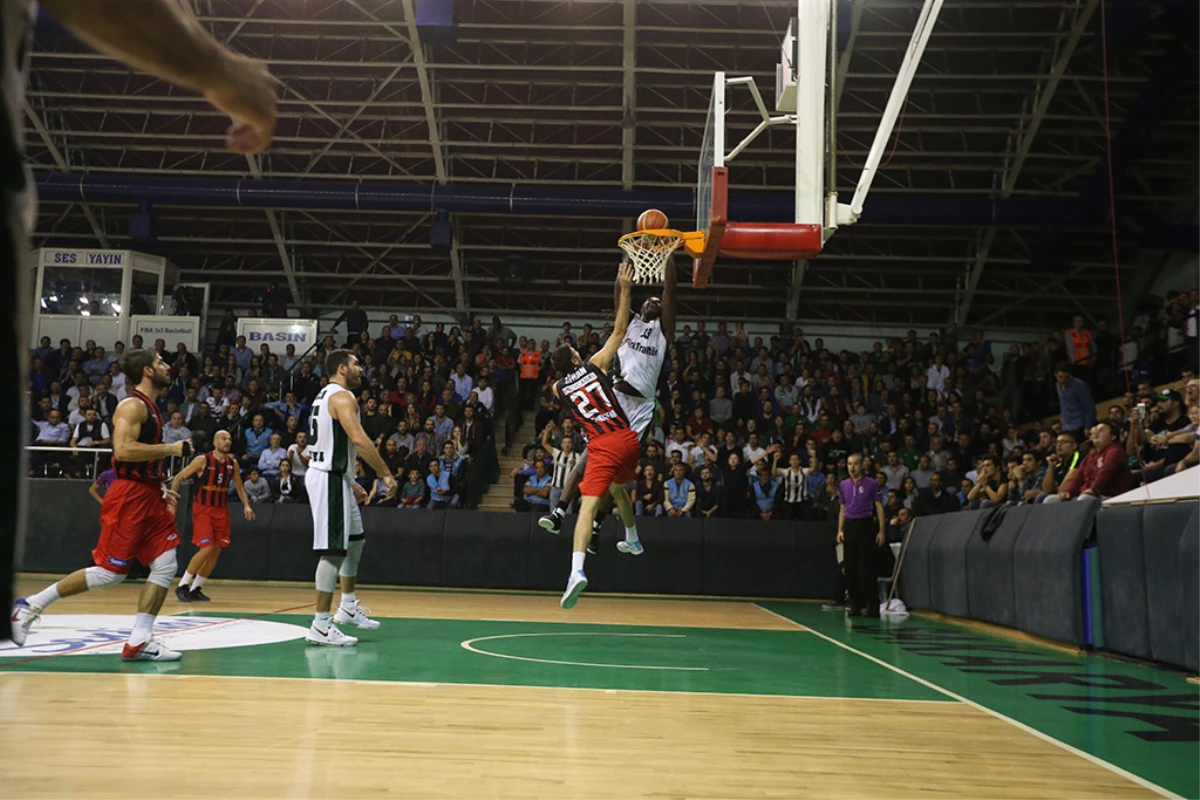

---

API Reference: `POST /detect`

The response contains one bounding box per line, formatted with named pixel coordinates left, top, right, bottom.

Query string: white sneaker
left=617, top=538, right=644, bottom=556
left=9, top=598, right=40, bottom=647
left=333, top=603, right=381, bottom=630
left=560, top=570, right=588, bottom=609
left=306, top=622, right=358, bottom=647
left=121, top=637, right=182, bottom=662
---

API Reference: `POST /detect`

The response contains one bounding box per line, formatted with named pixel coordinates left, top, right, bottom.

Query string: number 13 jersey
left=307, top=383, right=357, bottom=478
left=556, top=362, right=632, bottom=441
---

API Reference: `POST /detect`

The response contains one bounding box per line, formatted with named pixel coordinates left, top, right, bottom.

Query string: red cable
left=1099, top=0, right=1131, bottom=397
left=841, top=96, right=909, bottom=171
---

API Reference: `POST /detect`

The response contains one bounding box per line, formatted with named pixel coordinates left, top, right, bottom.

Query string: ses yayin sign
left=43, top=248, right=128, bottom=266
left=236, top=319, right=319, bottom=350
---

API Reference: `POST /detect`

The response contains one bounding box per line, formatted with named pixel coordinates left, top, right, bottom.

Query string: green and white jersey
left=307, top=383, right=357, bottom=478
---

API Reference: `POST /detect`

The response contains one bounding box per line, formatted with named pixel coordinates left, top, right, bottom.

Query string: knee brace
left=316, top=556, right=342, bottom=593
left=84, top=565, right=127, bottom=590
left=339, top=538, right=365, bottom=579
left=146, top=549, right=178, bottom=588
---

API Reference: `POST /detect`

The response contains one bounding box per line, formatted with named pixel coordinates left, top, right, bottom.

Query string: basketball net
left=618, top=230, right=683, bottom=284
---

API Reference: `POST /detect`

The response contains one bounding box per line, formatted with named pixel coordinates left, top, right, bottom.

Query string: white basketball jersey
left=615, top=315, right=667, bottom=398
left=307, top=383, right=357, bottom=478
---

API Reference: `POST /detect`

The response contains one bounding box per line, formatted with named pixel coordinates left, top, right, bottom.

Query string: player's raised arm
left=41, top=0, right=276, bottom=154
left=170, top=455, right=208, bottom=494
left=661, top=259, right=677, bottom=346
left=589, top=262, right=635, bottom=373
left=328, top=391, right=396, bottom=491
left=112, top=398, right=185, bottom=463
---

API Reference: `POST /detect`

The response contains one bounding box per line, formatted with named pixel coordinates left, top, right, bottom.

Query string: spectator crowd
left=25, top=286, right=1198, bottom=524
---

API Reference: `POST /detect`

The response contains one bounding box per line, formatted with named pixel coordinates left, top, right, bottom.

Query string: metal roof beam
left=246, top=154, right=302, bottom=306
left=23, top=100, right=109, bottom=247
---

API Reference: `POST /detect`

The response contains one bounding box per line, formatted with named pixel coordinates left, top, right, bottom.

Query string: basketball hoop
left=617, top=229, right=705, bottom=284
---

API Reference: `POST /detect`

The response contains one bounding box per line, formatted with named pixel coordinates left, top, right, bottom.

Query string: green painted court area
left=2, top=596, right=1197, bottom=798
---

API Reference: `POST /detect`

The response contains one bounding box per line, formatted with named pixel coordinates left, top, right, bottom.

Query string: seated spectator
left=1047, top=421, right=1133, bottom=503
left=913, top=472, right=960, bottom=516
left=910, top=455, right=934, bottom=489
left=693, top=465, right=721, bottom=518
left=880, top=451, right=909, bottom=491
left=514, top=459, right=552, bottom=512
left=405, top=437, right=438, bottom=480
left=967, top=456, right=1008, bottom=509
left=241, top=414, right=273, bottom=469
left=1009, top=451, right=1047, bottom=505
left=1036, top=434, right=1081, bottom=502
left=257, top=433, right=288, bottom=478
left=634, top=464, right=665, bottom=516
left=664, top=463, right=696, bottom=518
left=426, top=460, right=458, bottom=509
left=886, top=506, right=914, bottom=544
left=275, top=459, right=306, bottom=504
left=242, top=468, right=273, bottom=504
left=381, top=438, right=407, bottom=481
left=399, top=469, right=427, bottom=509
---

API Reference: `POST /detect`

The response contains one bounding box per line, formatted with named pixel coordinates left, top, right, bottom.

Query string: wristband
left=180, top=440, right=193, bottom=460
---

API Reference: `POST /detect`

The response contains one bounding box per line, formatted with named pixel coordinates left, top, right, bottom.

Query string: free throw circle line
left=461, top=632, right=709, bottom=671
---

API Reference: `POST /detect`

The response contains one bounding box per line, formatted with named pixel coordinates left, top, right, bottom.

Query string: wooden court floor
left=1, top=577, right=1196, bottom=799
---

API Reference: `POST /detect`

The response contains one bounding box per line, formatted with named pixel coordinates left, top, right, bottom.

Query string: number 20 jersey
left=556, top=362, right=632, bottom=442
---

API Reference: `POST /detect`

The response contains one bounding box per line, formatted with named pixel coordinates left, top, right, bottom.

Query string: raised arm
left=590, top=262, right=635, bottom=373
left=662, top=260, right=677, bottom=345
left=41, top=0, right=276, bottom=154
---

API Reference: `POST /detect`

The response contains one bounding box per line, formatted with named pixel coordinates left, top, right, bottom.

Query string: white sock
left=179, top=571, right=194, bottom=588
left=128, top=612, right=155, bottom=647
left=625, top=526, right=640, bottom=544
left=571, top=551, right=586, bottom=574
left=191, top=575, right=207, bottom=590
left=28, top=584, right=61, bottom=611
left=314, top=611, right=331, bottom=631
left=340, top=592, right=357, bottom=609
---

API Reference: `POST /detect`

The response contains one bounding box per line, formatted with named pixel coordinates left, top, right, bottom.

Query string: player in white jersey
left=539, top=259, right=675, bottom=541
left=304, top=349, right=397, bottom=646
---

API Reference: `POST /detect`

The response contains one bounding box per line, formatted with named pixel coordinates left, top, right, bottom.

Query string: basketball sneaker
left=174, top=585, right=192, bottom=603
left=121, top=637, right=182, bottom=662
left=189, top=588, right=211, bottom=602
left=538, top=510, right=562, bottom=535
left=616, top=539, right=644, bottom=556
left=333, top=603, right=381, bottom=630
left=305, top=622, right=358, bottom=647
left=560, top=570, right=588, bottom=610
left=9, top=598, right=40, bottom=647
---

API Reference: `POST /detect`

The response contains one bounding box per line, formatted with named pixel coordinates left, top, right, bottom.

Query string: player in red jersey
left=10, top=350, right=190, bottom=661
left=551, top=262, right=640, bottom=609
left=169, top=430, right=254, bottom=602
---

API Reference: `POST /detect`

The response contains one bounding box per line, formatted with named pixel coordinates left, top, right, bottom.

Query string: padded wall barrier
left=897, top=514, right=942, bottom=610
left=1012, top=498, right=1096, bottom=645
left=966, top=504, right=1036, bottom=628
left=1180, top=505, right=1199, bottom=673
left=18, top=482, right=841, bottom=599
left=927, top=509, right=984, bottom=618
left=1143, top=503, right=1197, bottom=668
left=1096, top=505, right=1152, bottom=660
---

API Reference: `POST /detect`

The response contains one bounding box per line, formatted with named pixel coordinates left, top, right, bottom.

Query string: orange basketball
left=637, top=208, right=669, bottom=231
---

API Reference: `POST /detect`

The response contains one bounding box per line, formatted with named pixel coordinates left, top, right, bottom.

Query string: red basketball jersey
left=556, top=362, right=631, bottom=441
left=113, top=389, right=166, bottom=483
left=194, top=452, right=234, bottom=508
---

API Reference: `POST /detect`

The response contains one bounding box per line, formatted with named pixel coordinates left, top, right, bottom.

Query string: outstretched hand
left=617, top=261, right=634, bottom=289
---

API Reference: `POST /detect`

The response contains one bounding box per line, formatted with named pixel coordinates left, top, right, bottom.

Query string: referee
left=837, top=454, right=886, bottom=618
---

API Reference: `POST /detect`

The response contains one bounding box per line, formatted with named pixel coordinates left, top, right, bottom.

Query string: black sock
left=554, top=502, right=568, bottom=515
left=594, top=509, right=608, bottom=528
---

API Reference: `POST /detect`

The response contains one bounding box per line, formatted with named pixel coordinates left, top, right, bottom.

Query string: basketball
left=637, top=208, right=669, bottom=231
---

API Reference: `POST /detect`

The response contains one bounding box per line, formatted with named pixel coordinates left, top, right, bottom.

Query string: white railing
left=24, top=445, right=186, bottom=479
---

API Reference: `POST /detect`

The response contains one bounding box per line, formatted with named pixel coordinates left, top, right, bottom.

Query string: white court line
left=461, top=632, right=708, bottom=671
left=0, top=667, right=949, bottom=703
left=753, top=603, right=1182, bottom=800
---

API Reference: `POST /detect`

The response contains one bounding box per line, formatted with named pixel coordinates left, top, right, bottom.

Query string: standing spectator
left=1065, top=315, right=1094, bottom=369
left=514, top=459, right=552, bottom=512
left=88, top=468, right=117, bottom=506
left=1048, top=422, right=1133, bottom=502
left=425, top=461, right=457, bottom=509
left=330, top=300, right=369, bottom=345
left=837, top=454, right=885, bottom=618
left=751, top=469, right=779, bottom=520
left=1054, top=364, right=1096, bottom=440
left=776, top=452, right=810, bottom=520
left=694, top=465, right=721, bottom=518
left=543, top=426, right=580, bottom=513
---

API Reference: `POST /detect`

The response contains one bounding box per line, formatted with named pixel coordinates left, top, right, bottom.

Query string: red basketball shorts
left=192, top=504, right=232, bottom=549
left=93, top=479, right=181, bottom=574
left=578, top=428, right=640, bottom=497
